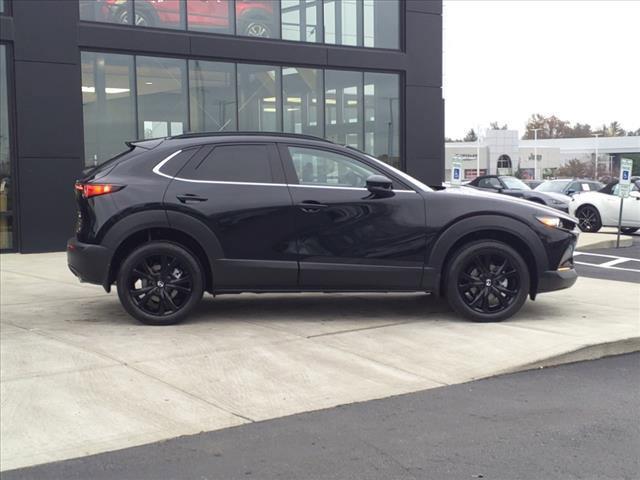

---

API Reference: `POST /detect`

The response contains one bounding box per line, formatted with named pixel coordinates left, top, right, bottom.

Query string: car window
left=185, top=144, right=274, bottom=183
left=536, top=180, right=570, bottom=193
left=500, top=176, right=530, bottom=190
left=288, top=146, right=377, bottom=188
left=477, top=177, right=501, bottom=189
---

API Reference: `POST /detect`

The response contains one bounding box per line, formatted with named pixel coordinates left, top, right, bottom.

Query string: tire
left=239, top=15, right=274, bottom=38
left=621, top=227, right=639, bottom=234
left=117, top=241, right=204, bottom=325
left=445, top=240, right=530, bottom=322
left=576, top=205, right=602, bottom=232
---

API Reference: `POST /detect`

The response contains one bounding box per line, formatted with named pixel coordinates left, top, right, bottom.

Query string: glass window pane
left=364, top=0, right=399, bottom=49
left=0, top=45, right=12, bottom=249
left=324, top=0, right=361, bottom=46
left=364, top=72, right=400, bottom=168
left=189, top=60, right=237, bottom=132
left=325, top=69, right=362, bottom=149
left=136, top=56, right=188, bottom=139
left=184, top=145, right=275, bottom=183
left=289, top=146, right=376, bottom=188
left=283, top=67, right=322, bottom=137
left=236, top=0, right=280, bottom=39
left=187, top=0, right=234, bottom=34
left=82, top=52, right=137, bottom=167
left=281, top=0, right=322, bottom=43
left=133, top=0, right=185, bottom=29
left=80, top=0, right=133, bottom=24
left=0, top=0, right=4, bottom=14
left=237, top=63, right=281, bottom=132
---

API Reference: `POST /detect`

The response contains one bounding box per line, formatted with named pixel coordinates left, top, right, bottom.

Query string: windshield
left=500, top=176, right=530, bottom=190
left=535, top=180, right=571, bottom=193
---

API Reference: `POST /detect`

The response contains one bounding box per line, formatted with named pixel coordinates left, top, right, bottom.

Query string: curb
left=501, top=337, right=640, bottom=374
left=577, top=234, right=633, bottom=250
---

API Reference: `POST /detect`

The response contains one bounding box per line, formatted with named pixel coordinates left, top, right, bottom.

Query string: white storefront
left=445, top=130, right=640, bottom=180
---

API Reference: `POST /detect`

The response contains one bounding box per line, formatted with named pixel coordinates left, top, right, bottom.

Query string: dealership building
left=445, top=130, right=640, bottom=181
left=0, top=0, right=444, bottom=252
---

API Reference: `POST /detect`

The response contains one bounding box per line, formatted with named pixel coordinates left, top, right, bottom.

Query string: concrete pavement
left=1, top=252, right=639, bottom=471
left=5, top=354, right=638, bottom=480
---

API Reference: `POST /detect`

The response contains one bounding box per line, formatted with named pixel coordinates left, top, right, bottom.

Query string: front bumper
left=67, top=237, right=111, bottom=289
left=537, top=268, right=578, bottom=293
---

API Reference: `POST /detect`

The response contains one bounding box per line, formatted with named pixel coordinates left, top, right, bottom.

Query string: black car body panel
left=68, top=133, right=579, bottom=319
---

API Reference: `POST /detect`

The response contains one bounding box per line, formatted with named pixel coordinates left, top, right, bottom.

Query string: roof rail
left=168, top=131, right=333, bottom=143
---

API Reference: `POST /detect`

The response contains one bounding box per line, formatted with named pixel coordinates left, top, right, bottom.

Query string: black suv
left=68, top=133, right=578, bottom=325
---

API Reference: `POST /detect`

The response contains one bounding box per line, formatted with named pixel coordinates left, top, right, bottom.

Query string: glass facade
left=0, top=45, right=13, bottom=250
left=79, top=0, right=399, bottom=48
left=81, top=51, right=400, bottom=168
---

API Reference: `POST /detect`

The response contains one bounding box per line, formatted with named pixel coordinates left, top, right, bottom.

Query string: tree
left=522, top=114, right=572, bottom=139
left=568, top=123, right=592, bottom=138
left=556, top=159, right=588, bottom=178
left=463, top=129, right=477, bottom=142
left=490, top=122, right=508, bottom=130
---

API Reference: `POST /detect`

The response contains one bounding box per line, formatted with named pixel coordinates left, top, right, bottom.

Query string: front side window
left=186, top=144, right=274, bottom=183
left=289, top=146, right=376, bottom=188
left=477, top=177, right=501, bottom=189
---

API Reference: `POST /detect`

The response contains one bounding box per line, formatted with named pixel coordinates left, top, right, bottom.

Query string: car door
left=163, top=142, right=298, bottom=290
left=613, top=183, right=640, bottom=226
left=279, top=144, right=426, bottom=290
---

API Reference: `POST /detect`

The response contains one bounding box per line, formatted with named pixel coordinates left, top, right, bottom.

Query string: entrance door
left=279, top=144, right=426, bottom=290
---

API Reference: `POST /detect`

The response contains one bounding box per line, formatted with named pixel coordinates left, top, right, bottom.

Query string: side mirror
left=567, top=189, right=576, bottom=196
left=366, top=175, right=394, bottom=198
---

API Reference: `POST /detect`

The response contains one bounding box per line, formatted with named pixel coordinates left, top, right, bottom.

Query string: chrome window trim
left=153, top=150, right=417, bottom=193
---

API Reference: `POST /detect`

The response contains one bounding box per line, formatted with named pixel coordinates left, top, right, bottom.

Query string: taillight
left=75, top=182, right=124, bottom=198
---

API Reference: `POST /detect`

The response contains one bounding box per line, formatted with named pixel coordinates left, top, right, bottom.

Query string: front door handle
left=177, top=194, right=208, bottom=203
left=297, top=201, right=328, bottom=213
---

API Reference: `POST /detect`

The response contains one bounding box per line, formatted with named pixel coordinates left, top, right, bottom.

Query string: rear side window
left=182, top=144, right=274, bottom=183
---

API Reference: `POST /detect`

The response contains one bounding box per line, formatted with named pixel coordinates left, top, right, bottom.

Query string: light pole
left=476, top=125, right=481, bottom=177
left=530, top=128, right=542, bottom=180
left=591, top=133, right=600, bottom=180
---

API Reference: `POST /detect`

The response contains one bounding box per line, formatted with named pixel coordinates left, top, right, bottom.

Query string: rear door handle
left=177, top=194, right=208, bottom=203
left=297, top=201, right=329, bottom=213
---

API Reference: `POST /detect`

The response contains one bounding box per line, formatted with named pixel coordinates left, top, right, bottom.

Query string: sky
left=443, top=0, right=640, bottom=139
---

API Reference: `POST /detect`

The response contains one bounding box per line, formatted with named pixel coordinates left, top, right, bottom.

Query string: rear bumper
left=67, top=237, right=110, bottom=290
left=537, top=268, right=578, bottom=293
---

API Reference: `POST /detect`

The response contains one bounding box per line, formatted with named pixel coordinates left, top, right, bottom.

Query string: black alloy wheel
left=117, top=242, right=204, bottom=325
left=241, top=18, right=273, bottom=38
left=446, top=240, right=530, bottom=322
left=576, top=205, right=602, bottom=232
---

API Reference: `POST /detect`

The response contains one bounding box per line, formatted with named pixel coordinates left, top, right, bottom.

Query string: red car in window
left=95, top=0, right=276, bottom=37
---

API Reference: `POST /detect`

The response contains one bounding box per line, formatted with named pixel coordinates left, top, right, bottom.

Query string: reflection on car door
left=278, top=144, right=427, bottom=290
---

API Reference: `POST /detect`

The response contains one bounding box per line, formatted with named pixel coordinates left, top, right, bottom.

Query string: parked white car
left=569, top=177, right=640, bottom=233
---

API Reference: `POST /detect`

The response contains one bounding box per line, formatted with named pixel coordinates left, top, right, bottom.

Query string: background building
left=0, top=0, right=444, bottom=253
left=445, top=130, right=640, bottom=181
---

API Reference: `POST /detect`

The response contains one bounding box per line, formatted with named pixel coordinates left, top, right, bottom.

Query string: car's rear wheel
left=445, top=240, right=530, bottom=322
left=576, top=205, right=602, bottom=232
left=117, top=242, right=204, bottom=325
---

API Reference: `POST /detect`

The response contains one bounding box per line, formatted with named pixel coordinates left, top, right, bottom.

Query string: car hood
left=442, top=186, right=576, bottom=222
left=541, top=192, right=572, bottom=203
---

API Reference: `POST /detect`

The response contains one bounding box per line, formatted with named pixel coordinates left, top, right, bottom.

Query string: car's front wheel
left=117, top=242, right=204, bottom=325
left=576, top=205, right=602, bottom=232
left=445, top=240, right=530, bottom=322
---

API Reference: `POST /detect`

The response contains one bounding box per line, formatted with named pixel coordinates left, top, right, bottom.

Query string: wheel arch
left=102, top=210, right=223, bottom=292
left=425, top=215, right=547, bottom=299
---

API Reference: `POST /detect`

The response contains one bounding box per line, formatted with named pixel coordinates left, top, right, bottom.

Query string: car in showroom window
left=68, top=133, right=579, bottom=326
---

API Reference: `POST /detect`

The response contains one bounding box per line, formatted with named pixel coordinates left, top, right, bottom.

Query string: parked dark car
left=535, top=178, right=603, bottom=196
left=68, top=133, right=578, bottom=325
left=468, top=175, right=570, bottom=212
